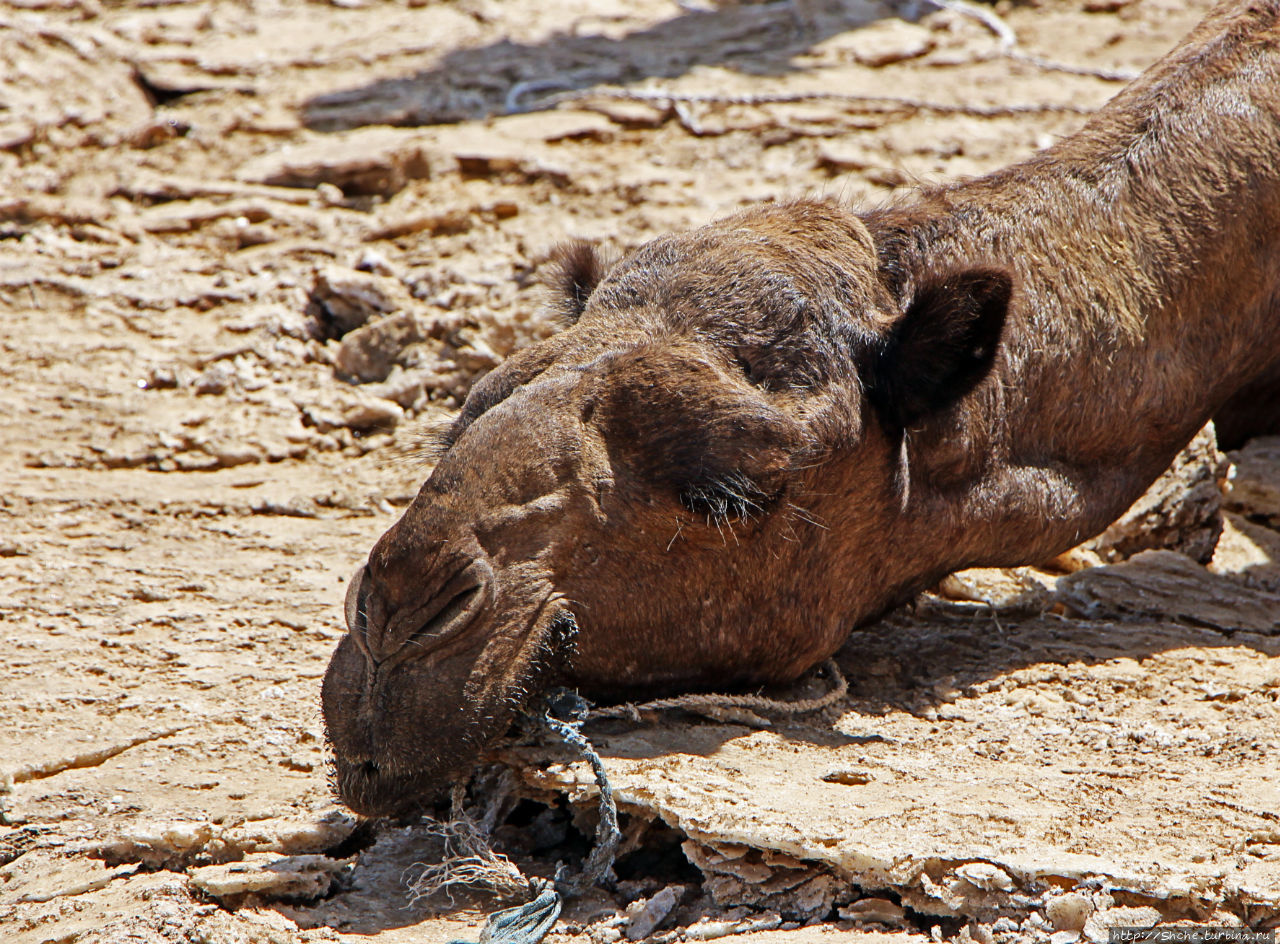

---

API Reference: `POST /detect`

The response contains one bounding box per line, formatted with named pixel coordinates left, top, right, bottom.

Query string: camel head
left=322, top=200, right=1011, bottom=816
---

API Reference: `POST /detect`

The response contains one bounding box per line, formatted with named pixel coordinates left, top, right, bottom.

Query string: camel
left=322, top=0, right=1280, bottom=816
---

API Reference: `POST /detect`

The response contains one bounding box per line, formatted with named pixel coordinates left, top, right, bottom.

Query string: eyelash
left=734, top=349, right=772, bottom=390
left=412, top=418, right=455, bottom=460
left=678, top=471, right=773, bottom=523
left=419, top=371, right=533, bottom=464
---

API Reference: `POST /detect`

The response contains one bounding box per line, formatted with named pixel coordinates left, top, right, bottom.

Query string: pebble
left=956, top=862, right=1016, bottom=892
left=685, top=920, right=738, bottom=941
left=193, top=362, right=236, bottom=395
left=838, top=897, right=906, bottom=925
left=342, top=395, right=404, bottom=431
left=813, top=20, right=936, bottom=67
left=334, top=312, right=429, bottom=383
left=625, top=886, right=681, bottom=941
left=355, top=247, right=396, bottom=277
left=1046, top=892, right=1093, bottom=931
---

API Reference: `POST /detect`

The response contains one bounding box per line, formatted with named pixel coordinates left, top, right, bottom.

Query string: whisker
left=786, top=501, right=830, bottom=531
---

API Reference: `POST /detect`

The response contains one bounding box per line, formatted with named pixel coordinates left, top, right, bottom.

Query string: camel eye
left=679, top=471, right=773, bottom=523
left=732, top=349, right=771, bottom=390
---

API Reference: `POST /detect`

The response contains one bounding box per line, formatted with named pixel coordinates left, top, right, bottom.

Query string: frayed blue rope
left=447, top=690, right=620, bottom=944
left=448, top=883, right=562, bottom=944
left=541, top=694, right=621, bottom=897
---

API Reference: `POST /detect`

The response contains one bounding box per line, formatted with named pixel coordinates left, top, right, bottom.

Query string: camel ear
left=871, top=267, right=1011, bottom=430
left=546, top=240, right=608, bottom=326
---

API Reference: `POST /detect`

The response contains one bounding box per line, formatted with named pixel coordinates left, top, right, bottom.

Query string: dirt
left=1, top=0, right=1278, bottom=941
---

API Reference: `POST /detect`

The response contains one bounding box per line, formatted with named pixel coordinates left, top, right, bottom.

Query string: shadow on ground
left=303, top=0, right=898, bottom=130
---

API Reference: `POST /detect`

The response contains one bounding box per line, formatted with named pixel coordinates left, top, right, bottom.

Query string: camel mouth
left=332, top=754, right=453, bottom=817
left=322, top=600, right=578, bottom=817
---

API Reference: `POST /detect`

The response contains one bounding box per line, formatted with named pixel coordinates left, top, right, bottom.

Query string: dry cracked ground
left=2, top=0, right=1280, bottom=941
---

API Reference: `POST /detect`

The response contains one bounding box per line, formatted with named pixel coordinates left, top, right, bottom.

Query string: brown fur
left=323, top=0, right=1280, bottom=815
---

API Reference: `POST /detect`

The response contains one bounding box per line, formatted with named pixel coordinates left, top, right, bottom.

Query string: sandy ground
left=2, top=0, right=1279, bottom=941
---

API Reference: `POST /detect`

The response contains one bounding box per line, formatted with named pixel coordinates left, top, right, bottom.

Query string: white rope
left=920, top=0, right=1016, bottom=50
left=409, top=782, right=537, bottom=904
left=553, top=86, right=1095, bottom=117
left=919, top=0, right=1138, bottom=82
left=587, top=658, right=848, bottom=722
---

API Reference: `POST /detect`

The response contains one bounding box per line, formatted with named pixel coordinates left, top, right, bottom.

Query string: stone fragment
left=224, top=304, right=312, bottom=340
left=1210, top=512, right=1280, bottom=592
left=1226, top=434, right=1280, bottom=524
left=937, top=567, right=1050, bottom=612
left=204, top=443, right=265, bottom=468
left=490, top=110, right=614, bottom=143
left=433, top=123, right=571, bottom=182
left=838, top=897, right=907, bottom=925
left=815, top=142, right=880, bottom=173
left=0, top=26, right=152, bottom=148
left=1056, top=549, right=1280, bottom=631
left=685, top=919, right=740, bottom=940
left=102, top=821, right=217, bottom=868
left=342, top=394, right=404, bottom=431
left=237, top=127, right=433, bottom=195
left=250, top=497, right=319, bottom=517
left=955, top=862, right=1015, bottom=892
left=221, top=811, right=357, bottom=857
left=333, top=312, right=432, bottom=383
left=1045, top=892, right=1094, bottom=932
left=97, top=812, right=358, bottom=869
left=1048, top=545, right=1107, bottom=573
left=189, top=852, right=351, bottom=901
left=366, top=208, right=472, bottom=241
left=361, top=366, right=437, bottom=410
left=865, top=166, right=911, bottom=188
left=625, top=885, right=681, bottom=940
left=452, top=332, right=503, bottom=372
left=814, top=20, right=936, bottom=67
left=355, top=247, right=396, bottom=277
left=821, top=769, right=872, bottom=785
left=1083, top=422, right=1228, bottom=563
left=193, top=362, right=236, bottom=395
left=1082, top=906, right=1163, bottom=943
left=0, top=195, right=112, bottom=225
left=309, top=266, right=411, bottom=339
left=583, top=98, right=672, bottom=128
left=143, top=364, right=190, bottom=390
left=785, top=874, right=841, bottom=917
left=124, top=116, right=190, bottom=149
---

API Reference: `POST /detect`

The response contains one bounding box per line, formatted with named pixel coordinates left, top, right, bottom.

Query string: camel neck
left=864, top=0, right=1280, bottom=564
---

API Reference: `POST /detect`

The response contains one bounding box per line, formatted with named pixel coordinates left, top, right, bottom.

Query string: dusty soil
left=2, top=0, right=1279, bottom=941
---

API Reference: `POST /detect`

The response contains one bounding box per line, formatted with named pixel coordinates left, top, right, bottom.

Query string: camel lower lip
left=333, top=758, right=446, bottom=817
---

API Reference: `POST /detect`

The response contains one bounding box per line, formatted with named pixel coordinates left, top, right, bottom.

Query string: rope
left=551, top=86, right=1095, bottom=117
left=919, top=0, right=1138, bottom=82
left=920, top=0, right=1015, bottom=50
left=448, top=886, right=561, bottom=944
left=418, top=659, right=848, bottom=944
left=587, top=658, right=847, bottom=722
left=540, top=696, right=622, bottom=895
left=415, top=695, right=621, bottom=944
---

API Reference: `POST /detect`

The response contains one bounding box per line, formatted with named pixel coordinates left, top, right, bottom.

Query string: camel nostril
left=407, top=581, right=483, bottom=649
left=359, top=559, right=493, bottom=663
